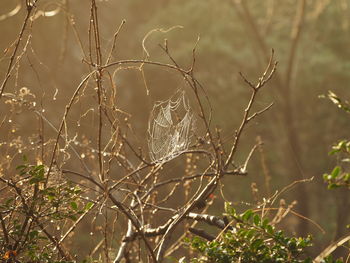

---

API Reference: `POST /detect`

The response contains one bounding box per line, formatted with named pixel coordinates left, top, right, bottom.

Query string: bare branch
left=188, top=227, right=215, bottom=241
left=0, top=0, right=37, bottom=99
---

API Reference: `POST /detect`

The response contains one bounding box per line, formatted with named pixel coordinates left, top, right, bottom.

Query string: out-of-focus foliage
left=324, top=165, right=350, bottom=189
left=322, top=91, right=350, bottom=189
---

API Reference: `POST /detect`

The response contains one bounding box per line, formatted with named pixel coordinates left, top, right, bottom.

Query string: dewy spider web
left=148, top=91, right=193, bottom=164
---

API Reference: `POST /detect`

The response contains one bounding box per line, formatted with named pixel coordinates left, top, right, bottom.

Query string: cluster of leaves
left=322, top=91, right=350, bottom=190
left=323, top=142, right=350, bottom=189
left=16, top=159, right=91, bottom=221
left=0, top=160, right=91, bottom=262
left=186, top=203, right=313, bottom=263
left=324, top=165, right=350, bottom=190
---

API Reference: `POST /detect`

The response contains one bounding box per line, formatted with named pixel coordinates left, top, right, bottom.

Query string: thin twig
left=0, top=1, right=37, bottom=99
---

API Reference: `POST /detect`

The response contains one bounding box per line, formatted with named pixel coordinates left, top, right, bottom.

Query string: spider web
left=148, top=92, right=193, bottom=164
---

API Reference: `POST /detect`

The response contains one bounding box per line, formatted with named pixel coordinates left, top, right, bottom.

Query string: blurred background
left=1, top=0, right=350, bottom=259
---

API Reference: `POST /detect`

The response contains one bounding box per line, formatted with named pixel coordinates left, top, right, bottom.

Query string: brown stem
left=0, top=1, right=37, bottom=99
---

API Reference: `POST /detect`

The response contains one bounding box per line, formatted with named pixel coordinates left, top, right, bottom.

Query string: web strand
left=148, top=92, right=193, bottom=164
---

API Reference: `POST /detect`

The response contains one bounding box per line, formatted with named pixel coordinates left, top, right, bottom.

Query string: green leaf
left=242, top=209, right=253, bottom=221
left=251, top=238, right=263, bottom=250
left=245, top=229, right=256, bottom=239
left=328, top=183, right=340, bottom=190
left=262, top=218, right=269, bottom=229
left=68, top=215, right=77, bottom=221
left=224, top=202, right=235, bottom=216
left=29, top=175, right=45, bottom=184
left=266, top=225, right=274, bottom=235
left=84, top=202, right=94, bottom=211
left=253, top=214, right=261, bottom=226
left=331, top=166, right=341, bottom=179
left=16, top=164, right=27, bottom=170
left=70, top=201, right=78, bottom=210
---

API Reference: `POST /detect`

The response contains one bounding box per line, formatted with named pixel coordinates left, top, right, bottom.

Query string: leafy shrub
left=186, top=203, right=313, bottom=263
left=0, top=159, right=91, bottom=262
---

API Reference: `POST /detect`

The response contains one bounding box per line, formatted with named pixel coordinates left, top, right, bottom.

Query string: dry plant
left=3, top=1, right=329, bottom=263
